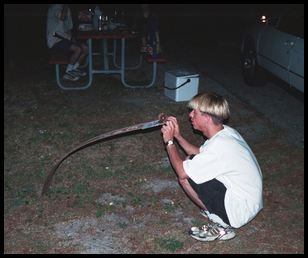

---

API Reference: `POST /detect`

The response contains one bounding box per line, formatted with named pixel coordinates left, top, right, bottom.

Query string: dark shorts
left=52, top=39, right=73, bottom=52
left=188, top=178, right=230, bottom=225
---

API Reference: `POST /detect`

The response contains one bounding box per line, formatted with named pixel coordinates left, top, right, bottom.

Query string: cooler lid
left=166, top=69, right=199, bottom=78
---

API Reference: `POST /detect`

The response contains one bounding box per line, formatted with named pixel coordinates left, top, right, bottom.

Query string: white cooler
left=164, top=70, right=199, bottom=102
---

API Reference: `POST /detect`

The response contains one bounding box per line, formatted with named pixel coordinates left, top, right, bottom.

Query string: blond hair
left=187, top=92, right=230, bottom=124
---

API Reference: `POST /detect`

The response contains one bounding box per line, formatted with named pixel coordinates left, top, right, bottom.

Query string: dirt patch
left=54, top=216, right=132, bottom=254
left=142, top=179, right=179, bottom=193
left=4, top=52, right=303, bottom=253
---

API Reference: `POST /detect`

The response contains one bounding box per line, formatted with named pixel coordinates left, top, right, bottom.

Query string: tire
left=241, top=43, right=266, bottom=87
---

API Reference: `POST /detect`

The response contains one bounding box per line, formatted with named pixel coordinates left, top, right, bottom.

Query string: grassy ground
left=4, top=52, right=304, bottom=253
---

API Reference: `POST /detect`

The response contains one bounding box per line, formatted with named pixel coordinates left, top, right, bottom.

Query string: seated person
left=139, top=4, right=162, bottom=58
left=46, top=4, right=88, bottom=81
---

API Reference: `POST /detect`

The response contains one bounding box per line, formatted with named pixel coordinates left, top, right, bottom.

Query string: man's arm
left=175, top=134, right=199, bottom=156
left=166, top=116, right=199, bottom=155
left=161, top=117, right=197, bottom=180
left=165, top=143, right=188, bottom=180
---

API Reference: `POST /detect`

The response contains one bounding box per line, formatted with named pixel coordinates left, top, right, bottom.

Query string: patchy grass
left=4, top=60, right=304, bottom=254
left=155, top=237, right=184, bottom=252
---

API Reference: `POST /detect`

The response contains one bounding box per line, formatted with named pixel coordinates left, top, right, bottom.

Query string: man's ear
left=203, top=113, right=215, bottom=125
left=203, top=113, right=211, bottom=121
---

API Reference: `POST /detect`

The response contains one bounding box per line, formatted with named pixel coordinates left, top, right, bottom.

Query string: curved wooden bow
left=41, top=113, right=168, bottom=196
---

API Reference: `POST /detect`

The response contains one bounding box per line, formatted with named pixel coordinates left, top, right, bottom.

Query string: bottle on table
left=93, top=5, right=102, bottom=30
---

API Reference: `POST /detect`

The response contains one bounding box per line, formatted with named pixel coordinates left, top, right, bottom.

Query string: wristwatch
left=165, top=139, right=174, bottom=146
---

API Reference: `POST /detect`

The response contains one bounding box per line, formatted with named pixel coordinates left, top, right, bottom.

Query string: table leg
left=88, top=38, right=93, bottom=82
left=102, top=39, right=109, bottom=70
left=112, top=39, right=143, bottom=70
left=120, top=37, right=157, bottom=88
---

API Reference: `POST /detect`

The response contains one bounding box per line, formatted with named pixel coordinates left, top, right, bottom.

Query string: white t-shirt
left=183, top=125, right=263, bottom=228
left=46, top=4, right=73, bottom=48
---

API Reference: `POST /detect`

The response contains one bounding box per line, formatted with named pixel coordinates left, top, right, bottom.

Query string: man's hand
left=165, top=116, right=181, bottom=139
left=161, top=121, right=173, bottom=143
left=163, top=116, right=200, bottom=155
left=161, top=116, right=181, bottom=143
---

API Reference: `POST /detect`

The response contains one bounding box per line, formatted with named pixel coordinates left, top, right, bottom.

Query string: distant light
left=260, top=15, right=267, bottom=23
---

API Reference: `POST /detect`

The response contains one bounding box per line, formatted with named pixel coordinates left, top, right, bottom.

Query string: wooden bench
left=144, top=54, right=167, bottom=64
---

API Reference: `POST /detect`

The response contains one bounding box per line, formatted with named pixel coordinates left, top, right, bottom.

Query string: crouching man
left=161, top=92, right=263, bottom=241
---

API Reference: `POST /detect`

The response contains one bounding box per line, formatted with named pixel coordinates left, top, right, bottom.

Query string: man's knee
left=71, top=44, right=81, bottom=53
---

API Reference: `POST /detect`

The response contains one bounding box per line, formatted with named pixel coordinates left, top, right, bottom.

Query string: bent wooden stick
left=41, top=113, right=167, bottom=196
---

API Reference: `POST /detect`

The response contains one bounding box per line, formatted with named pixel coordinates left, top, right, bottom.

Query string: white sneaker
left=70, top=68, right=87, bottom=77
left=63, top=71, right=79, bottom=81
left=189, top=222, right=236, bottom=242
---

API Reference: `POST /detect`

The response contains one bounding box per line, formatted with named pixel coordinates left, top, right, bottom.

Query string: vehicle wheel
left=241, top=44, right=266, bottom=86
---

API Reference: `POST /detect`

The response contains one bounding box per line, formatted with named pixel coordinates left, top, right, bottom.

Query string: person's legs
left=77, top=42, right=89, bottom=66
left=196, top=178, right=230, bottom=226
left=68, top=42, right=88, bottom=77
left=51, top=39, right=80, bottom=81
left=65, top=44, right=81, bottom=79
left=68, top=44, right=82, bottom=68
left=187, top=179, right=236, bottom=241
left=178, top=178, right=207, bottom=210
